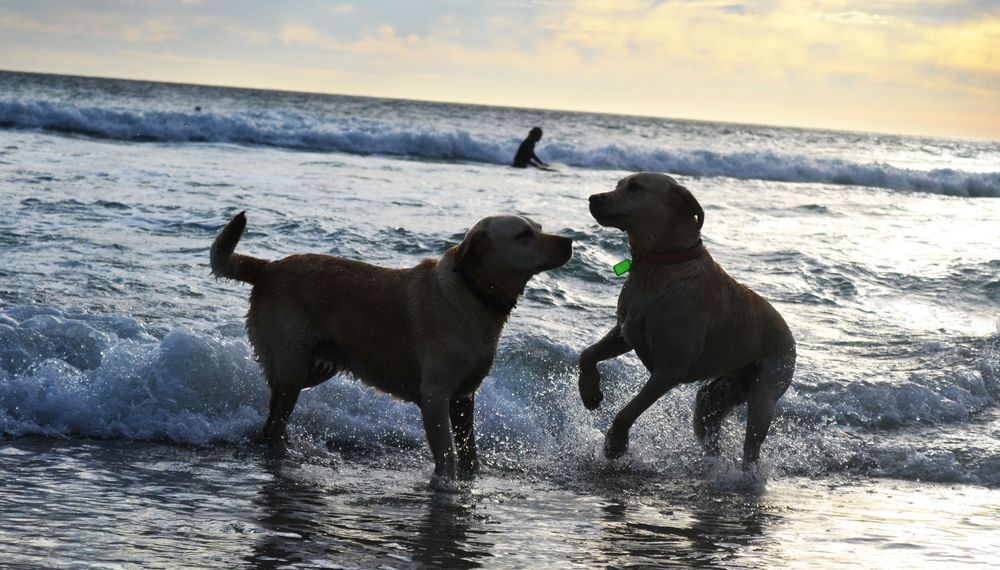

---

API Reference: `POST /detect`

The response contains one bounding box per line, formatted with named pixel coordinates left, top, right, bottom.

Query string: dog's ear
left=453, top=227, right=486, bottom=272
left=676, top=185, right=704, bottom=231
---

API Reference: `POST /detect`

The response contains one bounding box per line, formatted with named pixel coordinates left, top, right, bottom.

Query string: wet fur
left=212, top=212, right=572, bottom=484
left=580, top=172, right=796, bottom=467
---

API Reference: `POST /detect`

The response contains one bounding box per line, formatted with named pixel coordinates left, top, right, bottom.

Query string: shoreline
left=2, top=436, right=997, bottom=568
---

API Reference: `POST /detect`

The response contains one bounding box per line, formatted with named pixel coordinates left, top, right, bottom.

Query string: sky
left=1, top=0, right=998, bottom=139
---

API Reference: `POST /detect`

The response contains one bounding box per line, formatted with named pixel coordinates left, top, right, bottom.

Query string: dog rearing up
left=211, top=212, right=572, bottom=486
left=580, top=172, right=795, bottom=468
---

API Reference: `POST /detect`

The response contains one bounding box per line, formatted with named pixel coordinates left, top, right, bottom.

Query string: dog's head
left=453, top=215, right=573, bottom=276
left=588, top=172, right=704, bottom=240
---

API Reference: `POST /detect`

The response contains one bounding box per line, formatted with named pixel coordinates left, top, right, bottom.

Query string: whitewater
left=1, top=70, right=999, bottom=568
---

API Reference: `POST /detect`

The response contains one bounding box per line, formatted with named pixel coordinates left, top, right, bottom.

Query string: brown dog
left=580, top=172, right=795, bottom=468
left=211, top=212, right=572, bottom=485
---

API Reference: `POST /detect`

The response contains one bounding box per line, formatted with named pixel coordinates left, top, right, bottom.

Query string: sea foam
left=0, top=305, right=546, bottom=452
left=2, top=305, right=998, bottom=485
left=2, top=99, right=997, bottom=197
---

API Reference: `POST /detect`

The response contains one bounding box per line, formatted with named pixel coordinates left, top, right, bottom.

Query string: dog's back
left=211, top=210, right=572, bottom=485
left=248, top=254, right=432, bottom=402
left=584, top=172, right=795, bottom=466
left=694, top=257, right=794, bottom=379
left=618, top=253, right=792, bottom=381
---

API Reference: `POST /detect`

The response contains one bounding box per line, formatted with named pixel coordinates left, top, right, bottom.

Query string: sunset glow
left=1, top=1, right=997, bottom=138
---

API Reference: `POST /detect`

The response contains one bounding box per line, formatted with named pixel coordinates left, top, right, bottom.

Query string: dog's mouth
left=588, top=202, right=624, bottom=229
left=536, top=257, right=569, bottom=272
left=535, top=238, right=573, bottom=271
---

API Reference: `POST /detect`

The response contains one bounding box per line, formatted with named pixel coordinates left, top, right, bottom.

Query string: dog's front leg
left=450, top=395, right=479, bottom=479
left=420, top=393, right=457, bottom=487
left=604, top=371, right=681, bottom=459
left=579, top=324, right=632, bottom=410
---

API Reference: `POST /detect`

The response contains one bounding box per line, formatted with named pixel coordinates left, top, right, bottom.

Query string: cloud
left=819, top=11, right=895, bottom=26
left=853, top=0, right=1000, bottom=25
left=0, top=9, right=182, bottom=44
left=719, top=4, right=748, bottom=15
left=280, top=23, right=351, bottom=52
left=0, top=0, right=997, bottom=137
left=327, top=4, right=357, bottom=15
left=277, top=17, right=578, bottom=72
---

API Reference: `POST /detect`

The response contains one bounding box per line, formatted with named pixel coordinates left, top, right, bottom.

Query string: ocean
left=1, top=70, right=998, bottom=568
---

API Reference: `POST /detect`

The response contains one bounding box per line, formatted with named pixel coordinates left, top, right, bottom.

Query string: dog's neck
left=628, top=232, right=705, bottom=263
left=632, top=240, right=706, bottom=265
left=452, top=264, right=520, bottom=316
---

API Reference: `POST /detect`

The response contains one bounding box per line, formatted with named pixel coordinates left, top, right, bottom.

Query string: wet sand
left=2, top=437, right=997, bottom=568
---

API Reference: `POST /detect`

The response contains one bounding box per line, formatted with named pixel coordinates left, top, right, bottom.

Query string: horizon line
left=2, top=67, right=989, bottom=144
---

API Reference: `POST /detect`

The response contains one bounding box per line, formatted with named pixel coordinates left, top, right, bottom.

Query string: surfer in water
left=512, top=127, right=549, bottom=168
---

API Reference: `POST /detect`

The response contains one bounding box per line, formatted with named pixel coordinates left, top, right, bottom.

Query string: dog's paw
left=429, top=473, right=461, bottom=494
left=579, top=369, right=604, bottom=410
left=582, top=389, right=604, bottom=410
left=603, top=430, right=629, bottom=460
left=457, top=459, right=481, bottom=480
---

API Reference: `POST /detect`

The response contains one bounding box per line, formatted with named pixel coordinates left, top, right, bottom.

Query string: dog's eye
left=516, top=229, right=533, bottom=239
left=626, top=181, right=642, bottom=192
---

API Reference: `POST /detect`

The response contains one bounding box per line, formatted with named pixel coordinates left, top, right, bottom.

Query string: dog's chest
left=464, top=327, right=505, bottom=392
left=455, top=354, right=495, bottom=397
left=616, top=275, right=698, bottom=362
left=615, top=278, right=668, bottom=326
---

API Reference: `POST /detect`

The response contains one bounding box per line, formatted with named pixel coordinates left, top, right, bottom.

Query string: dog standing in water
left=211, top=212, right=572, bottom=486
left=580, top=172, right=795, bottom=468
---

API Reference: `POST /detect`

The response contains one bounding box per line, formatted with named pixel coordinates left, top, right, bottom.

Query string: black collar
left=454, top=267, right=516, bottom=315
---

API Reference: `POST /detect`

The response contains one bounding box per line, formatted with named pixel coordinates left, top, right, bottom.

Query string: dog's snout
left=588, top=193, right=612, bottom=225
left=558, top=235, right=573, bottom=256
left=537, top=234, right=573, bottom=271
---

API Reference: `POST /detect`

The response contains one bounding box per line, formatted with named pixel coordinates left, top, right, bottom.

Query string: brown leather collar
left=633, top=240, right=706, bottom=265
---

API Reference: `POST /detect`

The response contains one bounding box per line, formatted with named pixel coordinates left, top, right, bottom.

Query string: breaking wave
left=2, top=304, right=998, bottom=485
left=2, top=99, right=997, bottom=197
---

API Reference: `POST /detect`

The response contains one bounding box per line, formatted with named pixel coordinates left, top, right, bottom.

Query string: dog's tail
left=210, top=211, right=267, bottom=285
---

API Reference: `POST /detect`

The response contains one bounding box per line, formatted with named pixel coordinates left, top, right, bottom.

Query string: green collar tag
left=612, top=259, right=633, bottom=276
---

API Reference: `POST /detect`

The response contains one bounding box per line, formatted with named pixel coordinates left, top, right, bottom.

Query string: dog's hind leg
left=259, top=347, right=312, bottom=444
left=262, top=387, right=301, bottom=443
left=693, top=362, right=758, bottom=456
left=450, top=395, right=479, bottom=479
left=742, top=350, right=796, bottom=468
